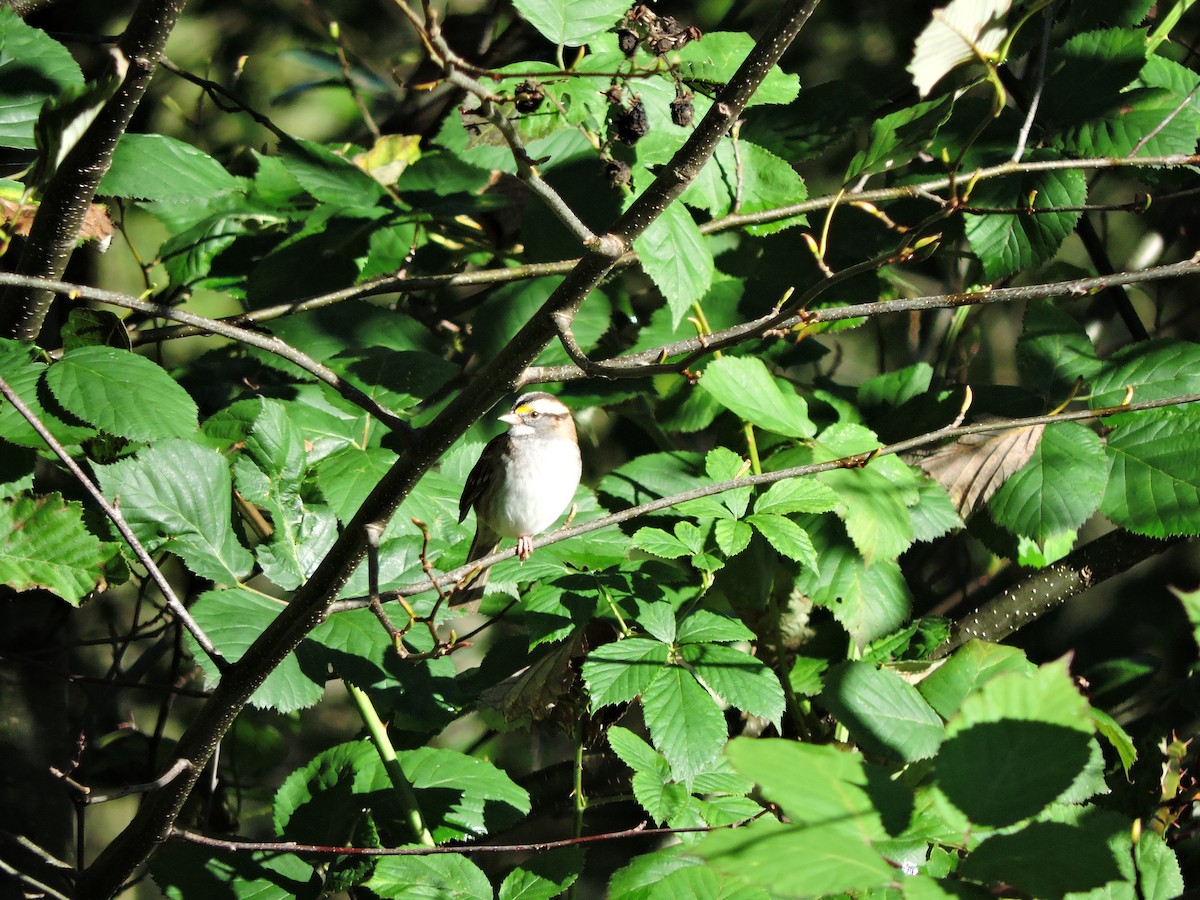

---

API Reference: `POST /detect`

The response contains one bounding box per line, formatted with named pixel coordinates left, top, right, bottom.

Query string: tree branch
left=76, top=3, right=823, bottom=894
left=126, top=153, right=1199, bottom=344
left=0, top=273, right=412, bottom=434
left=935, top=530, right=1185, bottom=657
left=0, top=0, right=190, bottom=341
left=523, top=254, right=1200, bottom=385
left=0, top=373, right=228, bottom=672
left=328, top=391, right=1200, bottom=612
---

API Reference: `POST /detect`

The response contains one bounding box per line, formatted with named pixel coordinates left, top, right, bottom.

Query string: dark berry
left=615, top=98, right=649, bottom=144
left=514, top=80, right=544, bottom=113
left=617, top=28, right=638, bottom=56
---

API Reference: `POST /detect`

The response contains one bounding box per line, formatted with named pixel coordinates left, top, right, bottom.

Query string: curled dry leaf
left=0, top=197, right=114, bottom=251
left=918, top=421, right=1044, bottom=519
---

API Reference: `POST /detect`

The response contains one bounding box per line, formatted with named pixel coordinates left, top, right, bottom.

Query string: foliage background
left=2, top=0, right=1200, bottom=897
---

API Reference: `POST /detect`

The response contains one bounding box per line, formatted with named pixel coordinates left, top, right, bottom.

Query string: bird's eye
left=528, top=410, right=541, bottom=419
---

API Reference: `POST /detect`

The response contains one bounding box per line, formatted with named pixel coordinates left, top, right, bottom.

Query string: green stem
left=573, top=730, right=587, bottom=839
left=743, top=422, right=763, bottom=475
left=347, top=683, right=435, bottom=847
left=1148, top=0, right=1197, bottom=53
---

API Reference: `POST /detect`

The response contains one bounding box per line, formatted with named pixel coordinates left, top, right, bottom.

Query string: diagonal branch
left=0, top=374, right=227, bottom=671
left=0, top=0, right=190, bottom=341
left=77, top=2, right=824, bottom=894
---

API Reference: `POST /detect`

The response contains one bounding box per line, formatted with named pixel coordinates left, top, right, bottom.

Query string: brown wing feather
left=459, top=432, right=507, bottom=523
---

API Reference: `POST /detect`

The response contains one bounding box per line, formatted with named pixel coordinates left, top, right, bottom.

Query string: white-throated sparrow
left=456, top=392, right=581, bottom=603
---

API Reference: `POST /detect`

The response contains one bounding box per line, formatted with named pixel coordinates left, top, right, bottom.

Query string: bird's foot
left=517, top=535, right=534, bottom=562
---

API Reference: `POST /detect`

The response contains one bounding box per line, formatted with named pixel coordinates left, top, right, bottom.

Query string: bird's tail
left=451, top=524, right=499, bottom=608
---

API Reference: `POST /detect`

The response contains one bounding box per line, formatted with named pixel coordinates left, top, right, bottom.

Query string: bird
left=456, top=392, right=582, bottom=604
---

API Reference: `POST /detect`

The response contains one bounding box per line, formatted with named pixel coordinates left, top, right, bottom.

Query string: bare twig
left=523, top=255, right=1200, bottom=384
left=0, top=273, right=412, bottom=434
left=0, top=374, right=229, bottom=672
left=171, top=810, right=770, bottom=856
left=328, top=391, right=1200, bottom=612
left=126, top=153, right=1200, bottom=344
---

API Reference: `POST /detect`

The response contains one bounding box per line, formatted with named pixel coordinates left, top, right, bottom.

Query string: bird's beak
left=499, top=412, right=521, bottom=426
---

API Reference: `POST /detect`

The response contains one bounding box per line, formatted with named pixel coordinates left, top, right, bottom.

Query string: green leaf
left=1040, top=28, right=1148, bottom=124
left=30, top=48, right=127, bottom=188
left=909, top=477, right=963, bottom=542
left=1101, top=406, right=1200, bottom=537
left=44, top=346, right=198, bottom=440
left=1089, top=339, right=1200, bottom=408
left=988, top=421, right=1107, bottom=544
left=209, top=400, right=336, bottom=591
left=692, top=816, right=896, bottom=896
left=633, top=526, right=692, bottom=560
left=368, top=855, right=492, bottom=899
left=1016, top=301, right=1102, bottom=396
left=918, top=640, right=1032, bottom=719
left=714, top=518, right=753, bottom=556
left=1133, top=832, right=1185, bottom=900
left=682, top=642, right=785, bottom=725
left=401, top=746, right=531, bottom=836
left=907, top=0, right=1012, bottom=97
left=0, top=493, right=114, bottom=605
left=280, top=137, right=387, bottom=209
left=1055, top=86, right=1200, bottom=157
left=96, top=439, right=253, bottom=584
left=845, top=94, right=954, bottom=180
left=635, top=600, right=677, bottom=644
left=699, top=356, right=815, bottom=438
left=935, top=659, right=1094, bottom=826
left=100, top=133, right=242, bottom=201
left=959, top=821, right=1123, bottom=896
left=0, top=339, right=95, bottom=448
left=746, top=513, right=818, bottom=570
left=635, top=202, right=715, bottom=328
left=189, top=588, right=325, bottom=712
left=753, top=479, right=838, bottom=516
left=964, top=150, right=1087, bottom=281
left=797, top=516, right=912, bottom=648
left=0, top=9, right=82, bottom=149
left=676, top=609, right=754, bottom=645
left=1092, top=707, right=1137, bottom=776
left=643, top=666, right=728, bottom=783
left=697, top=739, right=908, bottom=894
left=683, top=141, right=807, bottom=235
left=583, top=638, right=670, bottom=709
left=151, top=844, right=313, bottom=900
left=821, top=661, right=945, bottom=762
left=510, top=0, right=627, bottom=46
left=814, top=423, right=917, bottom=562
left=858, top=362, right=934, bottom=409
left=498, top=849, right=582, bottom=900
left=673, top=32, right=801, bottom=107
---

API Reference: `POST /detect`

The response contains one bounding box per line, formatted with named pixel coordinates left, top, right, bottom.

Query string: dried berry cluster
left=616, top=3, right=702, bottom=57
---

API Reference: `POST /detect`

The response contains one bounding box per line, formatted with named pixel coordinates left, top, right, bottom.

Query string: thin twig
left=0, top=374, right=229, bottom=672
left=396, top=0, right=599, bottom=247
left=170, top=810, right=770, bottom=856
left=523, top=254, right=1200, bottom=384
left=125, top=153, right=1200, bottom=343
left=0, top=273, right=412, bottom=434
left=329, top=391, right=1200, bottom=612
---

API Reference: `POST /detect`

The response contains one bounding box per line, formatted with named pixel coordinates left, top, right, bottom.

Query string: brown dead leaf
left=1, top=198, right=114, bottom=249
left=919, top=422, right=1044, bottom=519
